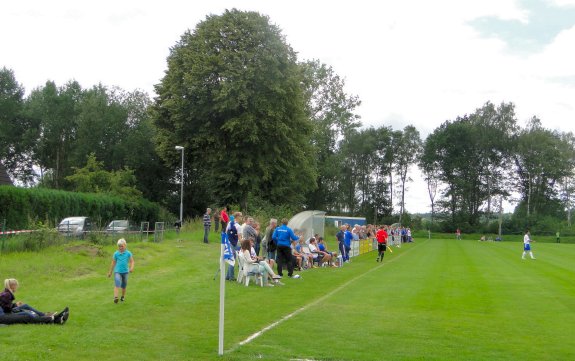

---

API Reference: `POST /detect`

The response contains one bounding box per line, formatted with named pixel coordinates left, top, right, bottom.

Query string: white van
left=57, top=217, right=91, bottom=237
left=106, top=220, right=130, bottom=234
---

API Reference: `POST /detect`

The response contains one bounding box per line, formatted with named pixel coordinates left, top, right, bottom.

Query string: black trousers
left=0, top=313, right=54, bottom=325
left=276, top=245, right=295, bottom=277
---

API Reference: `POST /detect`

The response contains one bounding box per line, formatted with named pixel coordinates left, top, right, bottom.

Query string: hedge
left=0, top=186, right=162, bottom=230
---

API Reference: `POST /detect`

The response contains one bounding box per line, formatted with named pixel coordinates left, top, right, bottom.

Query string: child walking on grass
left=108, top=238, right=135, bottom=303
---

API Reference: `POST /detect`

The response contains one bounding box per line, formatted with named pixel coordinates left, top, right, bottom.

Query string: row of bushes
left=0, top=186, right=166, bottom=230
left=0, top=225, right=159, bottom=254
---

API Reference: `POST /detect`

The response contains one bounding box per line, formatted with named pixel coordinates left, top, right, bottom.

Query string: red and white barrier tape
left=0, top=230, right=35, bottom=235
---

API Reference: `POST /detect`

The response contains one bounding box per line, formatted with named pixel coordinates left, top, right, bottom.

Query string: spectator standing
left=225, top=216, right=239, bottom=281
left=214, top=209, right=220, bottom=233
left=253, top=221, right=262, bottom=256
left=203, top=208, right=212, bottom=244
left=344, top=224, right=353, bottom=262
left=272, top=218, right=300, bottom=278
left=174, top=220, right=182, bottom=234
left=352, top=225, right=360, bottom=241
left=336, top=225, right=346, bottom=262
left=263, top=218, right=278, bottom=261
left=456, top=228, right=461, bottom=240
left=220, top=207, right=229, bottom=233
left=234, top=212, right=244, bottom=243
left=242, top=217, right=257, bottom=246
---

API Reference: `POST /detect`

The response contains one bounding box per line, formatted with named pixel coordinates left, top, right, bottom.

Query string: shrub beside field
left=0, top=185, right=164, bottom=230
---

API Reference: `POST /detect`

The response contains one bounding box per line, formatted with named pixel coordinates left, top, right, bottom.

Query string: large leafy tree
left=371, top=126, right=394, bottom=222
left=557, top=132, right=575, bottom=226
left=337, top=126, right=395, bottom=221
left=419, top=135, right=441, bottom=229
left=514, top=118, right=575, bottom=220
left=0, top=67, right=36, bottom=184
left=24, top=80, right=82, bottom=188
left=394, top=125, right=422, bottom=224
left=23, top=79, right=168, bottom=203
left=66, top=153, right=142, bottom=200
left=72, top=85, right=128, bottom=169
left=420, top=102, right=517, bottom=229
left=72, top=86, right=170, bottom=201
left=300, top=59, right=361, bottom=211
left=153, top=9, right=316, bottom=213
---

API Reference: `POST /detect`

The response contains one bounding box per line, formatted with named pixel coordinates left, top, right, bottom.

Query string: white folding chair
left=236, top=251, right=263, bottom=287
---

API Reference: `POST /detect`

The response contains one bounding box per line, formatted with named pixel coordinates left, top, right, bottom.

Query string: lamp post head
left=175, top=145, right=184, bottom=150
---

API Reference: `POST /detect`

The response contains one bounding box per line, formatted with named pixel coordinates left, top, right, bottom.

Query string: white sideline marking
left=228, top=241, right=423, bottom=353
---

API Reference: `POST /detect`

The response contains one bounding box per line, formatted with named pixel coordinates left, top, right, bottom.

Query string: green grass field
left=1, top=232, right=574, bottom=361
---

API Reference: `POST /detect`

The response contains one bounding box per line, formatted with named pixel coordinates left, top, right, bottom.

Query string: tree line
left=1, top=9, right=574, bottom=233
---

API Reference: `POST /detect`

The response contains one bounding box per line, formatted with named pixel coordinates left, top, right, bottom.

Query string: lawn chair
left=236, top=251, right=263, bottom=287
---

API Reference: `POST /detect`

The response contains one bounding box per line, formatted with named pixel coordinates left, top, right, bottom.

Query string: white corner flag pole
left=218, top=233, right=226, bottom=356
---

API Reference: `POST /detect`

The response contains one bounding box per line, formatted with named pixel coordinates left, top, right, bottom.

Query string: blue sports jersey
left=344, top=230, right=353, bottom=247
left=272, top=225, right=298, bottom=247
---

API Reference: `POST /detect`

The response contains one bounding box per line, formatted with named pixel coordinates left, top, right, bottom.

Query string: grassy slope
left=1, top=234, right=574, bottom=361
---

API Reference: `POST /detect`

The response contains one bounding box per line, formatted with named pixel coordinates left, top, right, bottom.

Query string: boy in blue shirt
left=108, top=238, right=135, bottom=303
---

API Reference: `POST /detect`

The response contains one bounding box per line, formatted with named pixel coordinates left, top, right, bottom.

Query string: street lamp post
left=175, top=146, right=184, bottom=224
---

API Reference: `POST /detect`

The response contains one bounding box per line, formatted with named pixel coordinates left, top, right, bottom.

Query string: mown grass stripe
left=228, top=241, right=423, bottom=354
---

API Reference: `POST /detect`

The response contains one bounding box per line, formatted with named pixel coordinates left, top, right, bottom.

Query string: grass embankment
left=1, top=232, right=574, bottom=360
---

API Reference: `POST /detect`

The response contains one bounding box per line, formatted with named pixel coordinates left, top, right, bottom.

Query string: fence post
left=1, top=218, right=6, bottom=254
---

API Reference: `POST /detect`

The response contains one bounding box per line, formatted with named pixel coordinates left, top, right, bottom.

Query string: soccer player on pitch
left=522, top=229, right=536, bottom=260
left=376, top=225, right=388, bottom=262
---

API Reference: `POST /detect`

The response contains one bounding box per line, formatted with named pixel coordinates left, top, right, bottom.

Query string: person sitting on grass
left=0, top=278, right=69, bottom=324
left=0, top=307, right=69, bottom=325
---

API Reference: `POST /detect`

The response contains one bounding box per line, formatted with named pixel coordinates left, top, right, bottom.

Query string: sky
left=3, top=0, right=575, bottom=213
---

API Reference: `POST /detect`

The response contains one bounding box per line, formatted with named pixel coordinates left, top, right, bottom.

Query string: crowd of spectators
left=203, top=207, right=414, bottom=288
left=207, top=209, right=351, bottom=286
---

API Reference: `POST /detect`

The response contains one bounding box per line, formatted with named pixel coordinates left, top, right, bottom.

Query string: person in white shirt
left=522, top=230, right=536, bottom=260
left=242, top=239, right=283, bottom=286
left=308, top=237, right=330, bottom=266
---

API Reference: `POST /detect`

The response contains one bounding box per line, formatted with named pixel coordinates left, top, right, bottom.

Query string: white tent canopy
left=288, top=210, right=326, bottom=242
